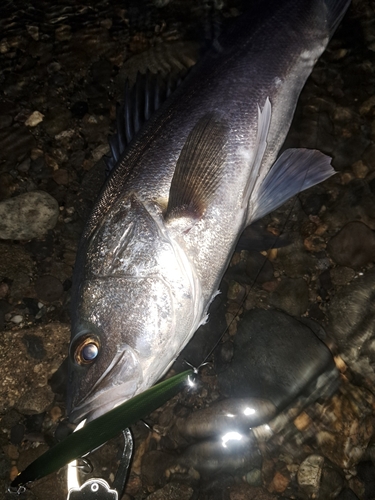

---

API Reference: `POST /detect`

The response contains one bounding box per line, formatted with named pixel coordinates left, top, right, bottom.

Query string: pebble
left=10, top=314, right=23, bottom=324
left=34, top=274, right=64, bottom=302
left=297, top=454, right=324, bottom=496
left=276, top=239, right=317, bottom=278
left=9, top=465, right=18, bottom=481
left=22, top=333, right=46, bottom=360
left=0, top=173, right=17, bottom=201
left=49, top=405, right=62, bottom=422
left=10, top=423, right=25, bottom=445
left=351, top=160, right=369, bottom=178
left=327, top=221, right=375, bottom=268
left=146, top=483, right=194, bottom=500
left=15, top=385, right=55, bottom=414
left=54, top=420, right=75, bottom=442
left=0, top=191, right=59, bottom=240
left=229, top=484, right=275, bottom=500
left=9, top=271, right=34, bottom=301
left=52, top=168, right=69, bottom=185
left=3, top=444, right=19, bottom=460
left=25, top=111, right=44, bottom=127
left=269, top=277, right=309, bottom=316
left=269, top=470, right=290, bottom=494
left=330, top=266, right=356, bottom=287
left=0, top=125, right=35, bottom=163
left=316, top=387, right=373, bottom=469
left=0, top=282, right=9, bottom=299
left=42, top=106, right=72, bottom=137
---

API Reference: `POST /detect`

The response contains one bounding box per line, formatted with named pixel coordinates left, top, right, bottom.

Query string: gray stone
left=246, top=468, right=262, bottom=486
left=0, top=191, right=59, bottom=240
left=217, top=309, right=335, bottom=410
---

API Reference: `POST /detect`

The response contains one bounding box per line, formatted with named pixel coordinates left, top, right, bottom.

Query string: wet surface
left=1, top=0, right=375, bottom=499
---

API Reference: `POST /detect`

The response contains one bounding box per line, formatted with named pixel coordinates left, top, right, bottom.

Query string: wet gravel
left=1, top=0, right=375, bottom=499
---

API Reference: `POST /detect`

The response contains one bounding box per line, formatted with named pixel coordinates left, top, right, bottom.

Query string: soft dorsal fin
left=105, top=71, right=182, bottom=174
left=242, top=97, right=272, bottom=207
left=165, top=112, right=230, bottom=222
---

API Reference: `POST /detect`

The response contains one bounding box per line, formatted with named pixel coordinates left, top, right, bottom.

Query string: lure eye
left=74, top=336, right=100, bottom=365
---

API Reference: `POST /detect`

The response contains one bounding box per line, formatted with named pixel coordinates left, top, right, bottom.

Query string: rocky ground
left=1, top=0, right=375, bottom=499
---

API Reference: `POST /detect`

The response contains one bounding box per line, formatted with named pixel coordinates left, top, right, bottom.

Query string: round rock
left=15, top=385, right=55, bottom=414
left=0, top=191, right=59, bottom=240
left=328, top=269, right=375, bottom=390
left=35, top=275, right=64, bottom=302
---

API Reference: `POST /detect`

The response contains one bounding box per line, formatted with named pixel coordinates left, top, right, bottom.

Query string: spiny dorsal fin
left=105, top=71, right=182, bottom=174
left=165, top=112, right=229, bottom=222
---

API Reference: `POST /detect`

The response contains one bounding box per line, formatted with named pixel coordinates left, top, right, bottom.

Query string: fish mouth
left=68, top=345, right=143, bottom=424
left=69, top=381, right=138, bottom=424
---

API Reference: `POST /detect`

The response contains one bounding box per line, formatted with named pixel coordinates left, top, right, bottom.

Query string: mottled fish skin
left=68, top=0, right=350, bottom=423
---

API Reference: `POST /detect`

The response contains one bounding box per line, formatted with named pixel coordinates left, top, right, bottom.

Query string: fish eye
left=73, top=336, right=100, bottom=365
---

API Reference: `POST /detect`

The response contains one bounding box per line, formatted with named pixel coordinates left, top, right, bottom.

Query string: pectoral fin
left=165, top=113, right=229, bottom=221
left=250, top=148, right=335, bottom=223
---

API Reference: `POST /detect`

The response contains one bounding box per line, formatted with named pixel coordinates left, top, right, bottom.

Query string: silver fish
left=68, top=0, right=350, bottom=423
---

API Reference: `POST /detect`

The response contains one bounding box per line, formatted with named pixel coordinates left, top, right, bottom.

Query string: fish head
left=67, top=272, right=178, bottom=423
left=67, top=318, right=143, bottom=424
left=67, top=194, right=200, bottom=423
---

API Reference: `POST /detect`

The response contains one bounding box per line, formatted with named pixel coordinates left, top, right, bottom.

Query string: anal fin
left=250, top=148, right=335, bottom=223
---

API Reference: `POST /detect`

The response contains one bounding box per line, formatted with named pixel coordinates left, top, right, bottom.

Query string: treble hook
left=73, top=458, right=93, bottom=474
left=67, top=428, right=133, bottom=500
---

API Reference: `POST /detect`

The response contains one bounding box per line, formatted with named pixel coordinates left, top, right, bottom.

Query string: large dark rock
left=217, top=309, right=336, bottom=410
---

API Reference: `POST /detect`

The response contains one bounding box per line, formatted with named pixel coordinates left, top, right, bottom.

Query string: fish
left=67, top=0, right=351, bottom=423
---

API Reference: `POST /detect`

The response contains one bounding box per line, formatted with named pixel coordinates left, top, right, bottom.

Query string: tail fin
left=325, top=0, right=351, bottom=38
